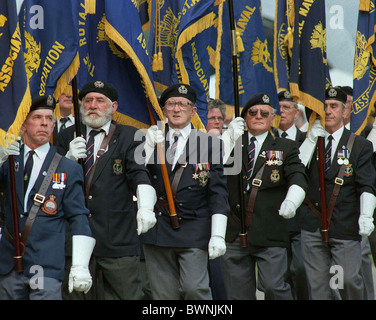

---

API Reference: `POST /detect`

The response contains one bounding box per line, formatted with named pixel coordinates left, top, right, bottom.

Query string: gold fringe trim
left=214, top=1, right=224, bottom=100
left=175, top=12, right=216, bottom=131
left=290, top=82, right=325, bottom=120
left=0, top=83, right=32, bottom=148
left=85, top=0, right=96, bottom=14
left=359, top=0, right=370, bottom=12
left=113, top=111, right=149, bottom=129
left=53, top=52, right=80, bottom=102
left=105, top=19, right=164, bottom=125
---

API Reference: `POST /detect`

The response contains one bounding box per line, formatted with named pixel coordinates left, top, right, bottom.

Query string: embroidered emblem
left=113, top=159, right=123, bottom=175
left=42, top=195, right=57, bottom=215
left=270, top=169, right=280, bottom=183
left=344, top=164, right=353, bottom=177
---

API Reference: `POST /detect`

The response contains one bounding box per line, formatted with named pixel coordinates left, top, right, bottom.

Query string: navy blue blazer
left=0, top=145, right=91, bottom=281
left=142, top=127, right=230, bottom=250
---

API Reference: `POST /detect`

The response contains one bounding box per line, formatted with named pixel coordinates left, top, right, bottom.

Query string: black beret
left=325, top=86, right=347, bottom=105
left=78, top=80, right=118, bottom=101
left=278, top=90, right=293, bottom=102
left=340, top=85, right=353, bottom=97
left=30, top=95, right=56, bottom=112
left=241, top=93, right=272, bottom=118
left=159, top=84, right=196, bottom=106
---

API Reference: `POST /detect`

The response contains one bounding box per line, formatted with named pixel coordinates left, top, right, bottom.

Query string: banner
left=0, top=0, right=31, bottom=147
left=77, top=0, right=163, bottom=128
left=216, top=0, right=279, bottom=118
left=19, top=0, right=80, bottom=100
left=351, top=0, right=376, bottom=134
left=148, top=0, right=217, bottom=130
left=289, top=0, right=328, bottom=122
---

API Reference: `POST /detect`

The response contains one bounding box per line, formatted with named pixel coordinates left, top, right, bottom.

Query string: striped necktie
left=167, top=131, right=180, bottom=164
left=247, top=137, right=256, bottom=182
left=85, top=130, right=102, bottom=182
left=60, top=117, right=69, bottom=132
left=324, top=135, right=333, bottom=174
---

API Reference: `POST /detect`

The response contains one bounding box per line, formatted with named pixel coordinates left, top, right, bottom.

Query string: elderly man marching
left=299, top=86, right=376, bottom=300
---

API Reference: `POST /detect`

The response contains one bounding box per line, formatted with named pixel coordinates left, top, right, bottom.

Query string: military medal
left=52, top=173, right=66, bottom=189
left=337, top=149, right=349, bottom=166
left=192, top=162, right=211, bottom=187
left=113, top=159, right=123, bottom=175
left=42, top=195, right=58, bottom=215
left=266, top=150, right=283, bottom=166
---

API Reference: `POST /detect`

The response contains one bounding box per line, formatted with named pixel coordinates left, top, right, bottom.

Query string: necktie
left=85, top=130, right=102, bottom=182
left=247, top=137, right=256, bottom=183
left=281, top=131, right=288, bottom=138
left=167, top=131, right=180, bottom=164
left=60, top=117, right=69, bottom=132
left=24, top=150, right=35, bottom=195
left=324, top=135, right=333, bottom=174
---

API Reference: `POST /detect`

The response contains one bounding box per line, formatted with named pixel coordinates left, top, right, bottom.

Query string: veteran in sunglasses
left=221, top=93, right=308, bottom=300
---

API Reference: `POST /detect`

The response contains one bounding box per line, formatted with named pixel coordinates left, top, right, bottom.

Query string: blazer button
left=236, top=204, right=240, bottom=209
left=243, top=191, right=247, bottom=195
left=243, top=175, right=247, bottom=180
left=153, top=175, right=157, bottom=179
left=88, top=195, right=93, bottom=200
left=178, top=203, right=183, bottom=206
left=88, top=214, right=92, bottom=218
left=178, top=217, right=182, bottom=221
left=315, top=203, right=319, bottom=207
left=20, top=214, right=25, bottom=218
left=158, top=212, right=162, bottom=216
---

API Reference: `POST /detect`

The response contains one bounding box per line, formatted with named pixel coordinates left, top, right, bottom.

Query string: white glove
left=299, top=119, right=325, bottom=166
left=136, top=184, right=157, bottom=235
left=66, top=136, right=87, bottom=161
left=0, top=138, right=20, bottom=167
left=208, top=214, right=227, bottom=259
left=366, top=120, right=376, bottom=152
left=144, top=125, right=164, bottom=165
left=279, top=184, right=306, bottom=219
left=221, top=117, right=245, bottom=164
left=359, top=192, right=376, bottom=236
left=69, top=235, right=96, bottom=294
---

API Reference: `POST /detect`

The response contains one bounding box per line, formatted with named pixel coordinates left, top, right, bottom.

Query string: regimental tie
left=167, top=131, right=180, bottom=165
left=324, top=135, right=333, bottom=174
left=247, top=137, right=256, bottom=184
left=281, top=131, right=288, bottom=138
left=85, top=130, right=102, bottom=182
left=60, top=117, right=68, bottom=132
left=24, top=150, right=35, bottom=195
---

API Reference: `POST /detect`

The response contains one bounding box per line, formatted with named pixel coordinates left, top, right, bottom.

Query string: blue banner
left=351, top=0, right=376, bottom=134
left=19, top=0, right=80, bottom=100
left=289, top=0, right=328, bottom=122
left=0, top=0, right=31, bottom=147
left=148, top=0, right=216, bottom=130
left=216, top=0, right=279, bottom=117
left=77, top=0, right=162, bottom=128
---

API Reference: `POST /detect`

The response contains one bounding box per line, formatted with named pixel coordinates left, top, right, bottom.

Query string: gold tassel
left=157, top=51, right=163, bottom=71
left=85, top=0, right=96, bottom=14
left=359, top=0, right=370, bottom=12
left=284, top=26, right=294, bottom=58
left=152, top=53, right=159, bottom=71
left=236, top=30, right=244, bottom=53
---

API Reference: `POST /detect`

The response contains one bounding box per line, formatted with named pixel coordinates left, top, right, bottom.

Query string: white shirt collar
left=277, top=125, right=297, bottom=140
left=248, top=130, right=268, bottom=145
left=168, top=123, right=191, bottom=141
left=86, top=120, right=111, bottom=136
left=325, top=125, right=344, bottom=142
left=24, top=142, right=50, bottom=161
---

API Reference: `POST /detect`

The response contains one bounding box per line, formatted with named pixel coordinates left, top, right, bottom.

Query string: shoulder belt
left=306, top=132, right=356, bottom=225
left=6, top=153, right=62, bottom=255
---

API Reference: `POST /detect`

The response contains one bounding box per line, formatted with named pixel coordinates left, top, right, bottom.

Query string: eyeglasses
left=207, top=116, right=224, bottom=122
left=164, top=100, right=192, bottom=110
left=247, top=109, right=271, bottom=118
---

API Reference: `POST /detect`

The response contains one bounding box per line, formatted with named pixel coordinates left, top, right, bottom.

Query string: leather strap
left=306, top=132, right=356, bottom=225
left=170, top=163, right=187, bottom=198
left=245, top=162, right=266, bottom=228
left=5, top=153, right=62, bottom=254
left=85, top=123, right=116, bottom=198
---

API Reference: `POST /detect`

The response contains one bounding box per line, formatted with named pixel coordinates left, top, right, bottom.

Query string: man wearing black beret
left=56, top=80, right=157, bottom=299
left=0, top=95, right=94, bottom=299
left=142, top=83, right=230, bottom=299
left=299, top=86, right=376, bottom=299
left=221, top=92, right=308, bottom=300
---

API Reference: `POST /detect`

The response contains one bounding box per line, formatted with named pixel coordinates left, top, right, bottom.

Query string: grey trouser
left=143, top=244, right=212, bottom=300
left=0, top=270, right=62, bottom=300
left=221, top=237, right=293, bottom=300
left=301, top=228, right=363, bottom=300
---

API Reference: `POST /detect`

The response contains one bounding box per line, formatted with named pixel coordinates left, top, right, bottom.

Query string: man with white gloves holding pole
left=141, top=84, right=230, bottom=300
left=299, top=87, right=376, bottom=300
left=221, top=93, right=308, bottom=300
left=0, top=95, right=94, bottom=300
left=56, top=80, right=156, bottom=300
